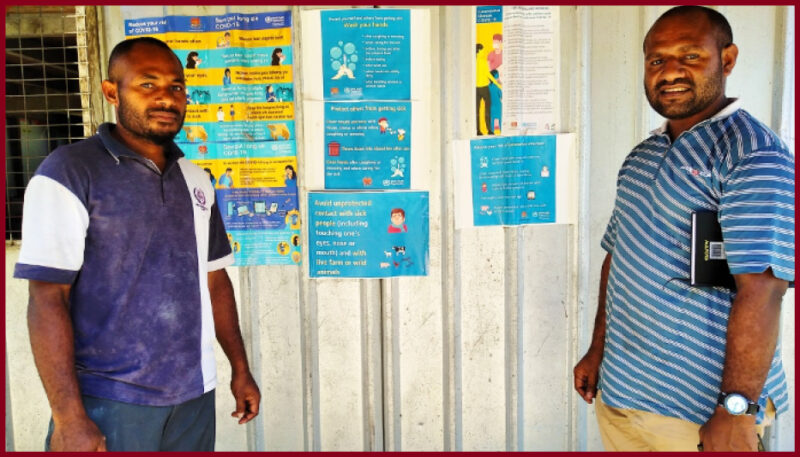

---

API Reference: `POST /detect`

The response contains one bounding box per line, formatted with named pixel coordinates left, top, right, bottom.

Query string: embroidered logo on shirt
left=680, top=165, right=711, bottom=178
left=193, top=187, right=208, bottom=211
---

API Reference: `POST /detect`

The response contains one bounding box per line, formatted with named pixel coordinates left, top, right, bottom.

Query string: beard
left=117, top=95, right=185, bottom=145
left=645, top=63, right=724, bottom=120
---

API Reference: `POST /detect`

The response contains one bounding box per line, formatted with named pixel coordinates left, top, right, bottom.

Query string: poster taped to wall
left=308, top=191, right=429, bottom=278
left=125, top=11, right=301, bottom=266
left=301, top=9, right=431, bottom=191
left=453, top=134, right=576, bottom=228
left=474, top=6, right=560, bottom=136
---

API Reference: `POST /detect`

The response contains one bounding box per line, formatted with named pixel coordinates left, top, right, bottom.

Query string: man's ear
left=101, top=79, right=119, bottom=106
left=721, top=43, right=738, bottom=76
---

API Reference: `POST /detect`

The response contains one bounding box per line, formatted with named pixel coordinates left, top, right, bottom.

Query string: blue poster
left=126, top=11, right=299, bottom=266
left=321, top=9, right=411, bottom=100
left=470, top=135, right=556, bottom=225
left=308, top=191, right=429, bottom=278
left=324, top=101, right=411, bottom=189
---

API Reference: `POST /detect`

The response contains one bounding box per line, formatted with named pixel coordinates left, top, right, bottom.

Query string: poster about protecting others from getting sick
left=308, top=191, right=429, bottom=278
left=324, top=101, right=411, bottom=189
left=125, top=11, right=300, bottom=266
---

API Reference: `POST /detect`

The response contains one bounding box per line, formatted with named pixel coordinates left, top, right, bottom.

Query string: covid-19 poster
left=308, top=191, right=429, bottom=278
left=453, top=134, right=577, bottom=228
left=125, top=11, right=301, bottom=266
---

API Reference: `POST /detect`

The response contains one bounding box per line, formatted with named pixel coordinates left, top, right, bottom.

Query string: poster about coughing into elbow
left=124, top=10, right=301, bottom=266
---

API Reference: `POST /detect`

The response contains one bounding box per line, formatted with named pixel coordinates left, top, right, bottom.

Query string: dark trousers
left=45, top=390, right=216, bottom=451
left=476, top=85, right=492, bottom=135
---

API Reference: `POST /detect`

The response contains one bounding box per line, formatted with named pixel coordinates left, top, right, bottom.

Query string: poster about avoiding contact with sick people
left=125, top=11, right=300, bottom=266
left=308, top=191, right=429, bottom=278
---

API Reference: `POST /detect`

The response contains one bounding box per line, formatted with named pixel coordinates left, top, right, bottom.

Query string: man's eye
left=173, top=86, right=185, bottom=92
left=649, top=59, right=663, bottom=66
left=141, top=83, right=153, bottom=88
left=685, top=54, right=699, bottom=60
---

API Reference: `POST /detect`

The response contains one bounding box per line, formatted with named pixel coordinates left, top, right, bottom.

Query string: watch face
left=725, top=394, right=748, bottom=415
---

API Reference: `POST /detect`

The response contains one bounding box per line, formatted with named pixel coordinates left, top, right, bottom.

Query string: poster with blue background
left=324, top=101, right=411, bottom=189
left=126, top=11, right=299, bottom=266
left=308, top=191, right=429, bottom=278
left=320, top=9, right=410, bottom=100
left=470, top=135, right=556, bottom=226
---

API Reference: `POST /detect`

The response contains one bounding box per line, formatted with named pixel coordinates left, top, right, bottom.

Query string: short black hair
left=646, top=6, right=733, bottom=52
left=108, top=37, right=180, bottom=82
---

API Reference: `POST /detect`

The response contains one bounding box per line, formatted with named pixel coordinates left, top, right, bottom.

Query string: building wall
left=5, top=5, right=794, bottom=452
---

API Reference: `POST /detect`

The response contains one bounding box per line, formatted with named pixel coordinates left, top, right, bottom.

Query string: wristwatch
left=717, top=392, right=760, bottom=415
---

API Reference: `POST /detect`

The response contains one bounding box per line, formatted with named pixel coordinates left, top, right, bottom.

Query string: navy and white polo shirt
left=14, top=123, right=234, bottom=407
left=599, top=100, right=795, bottom=425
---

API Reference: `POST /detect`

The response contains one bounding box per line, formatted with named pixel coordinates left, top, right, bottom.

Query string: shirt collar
left=649, top=98, right=741, bottom=136
left=97, top=122, right=184, bottom=164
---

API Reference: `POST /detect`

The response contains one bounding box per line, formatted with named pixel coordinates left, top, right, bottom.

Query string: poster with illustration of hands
left=308, top=191, right=429, bottom=278
left=453, top=134, right=577, bottom=228
left=301, top=9, right=429, bottom=101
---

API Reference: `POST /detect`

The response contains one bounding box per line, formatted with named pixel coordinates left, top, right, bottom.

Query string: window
left=5, top=6, right=100, bottom=241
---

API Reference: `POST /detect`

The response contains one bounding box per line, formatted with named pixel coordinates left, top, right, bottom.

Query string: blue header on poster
left=476, top=6, right=502, bottom=24
left=125, top=11, right=291, bottom=36
left=308, top=191, right=429, bottom=278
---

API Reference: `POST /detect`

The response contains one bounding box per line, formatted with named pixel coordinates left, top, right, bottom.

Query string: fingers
left=238, top=389, right=261, bottom=424
left=573, top=365, right=598, bottom=404
left=231, top=393, right=246, bottom=420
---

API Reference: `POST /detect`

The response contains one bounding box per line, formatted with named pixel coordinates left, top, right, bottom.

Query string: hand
left=573, top=347, right=603, bottom=404
left=230, top=371, right=260, bottom=424
left=698, top=407, right=758, bottom=451
left=49, top=416, right=107, bottom=451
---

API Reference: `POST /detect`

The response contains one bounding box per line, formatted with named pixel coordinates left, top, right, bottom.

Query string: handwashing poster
left=320, top=9, right=411, bottom=101
left=125, top=11, right=300, bottom=265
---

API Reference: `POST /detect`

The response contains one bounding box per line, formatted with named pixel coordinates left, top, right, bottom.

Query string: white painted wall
left=5, top=5, right=794, bottom=452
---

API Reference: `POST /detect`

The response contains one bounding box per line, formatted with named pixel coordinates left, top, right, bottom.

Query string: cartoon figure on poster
left=387, top=207, right=407, bottom=233
left=476, top=6, right=503, bottom=135
left=475, top=44, right=501, bottom=136
left=271, top=47, right=285, bottom=65
left=330, top=41, right=357, bottom=80
left=218, top=167, right=234, bottom=188
left=284, top=164, right=297, bottom=187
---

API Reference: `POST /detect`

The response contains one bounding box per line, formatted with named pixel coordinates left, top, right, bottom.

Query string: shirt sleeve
left=601, top=211, right=618, bottom=254
left=719, top=148, right=795, bottom=281
left=14, top=172, right=89, bottom=284
left=207, top=199, right=234, bottom=271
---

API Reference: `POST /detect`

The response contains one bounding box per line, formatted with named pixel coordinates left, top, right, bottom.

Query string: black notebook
left=690, top=211, right=737, bottom=290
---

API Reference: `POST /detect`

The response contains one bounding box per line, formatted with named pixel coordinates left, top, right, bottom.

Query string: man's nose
left=660, top=57, right=688, bottom=81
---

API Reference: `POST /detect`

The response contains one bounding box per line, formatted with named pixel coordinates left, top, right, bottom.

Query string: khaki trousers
left=595, top=391, right=775, bottom=452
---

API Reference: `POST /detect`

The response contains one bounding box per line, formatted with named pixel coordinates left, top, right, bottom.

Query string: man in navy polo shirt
left=573, top=6, right=794, bottom=452
left=14, top=37, right=260, bottom=451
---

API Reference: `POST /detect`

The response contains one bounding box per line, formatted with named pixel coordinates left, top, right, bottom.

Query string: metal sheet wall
left=5, top=5, right=794, bottom=452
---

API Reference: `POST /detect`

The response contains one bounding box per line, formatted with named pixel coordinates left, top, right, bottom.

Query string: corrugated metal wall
left=5, top=5, right=794, bottom=452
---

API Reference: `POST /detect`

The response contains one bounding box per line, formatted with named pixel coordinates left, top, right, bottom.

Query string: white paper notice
left=501, top=6, right=559, bottom=135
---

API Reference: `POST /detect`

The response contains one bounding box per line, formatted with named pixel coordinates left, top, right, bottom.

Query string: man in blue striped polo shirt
left=14, top=37, right=260, bottom=451
left=573, top=6, right=794, bottom=452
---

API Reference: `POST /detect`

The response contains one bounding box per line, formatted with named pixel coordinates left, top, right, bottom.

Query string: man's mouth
left=148, top=110, right=180, bottom=122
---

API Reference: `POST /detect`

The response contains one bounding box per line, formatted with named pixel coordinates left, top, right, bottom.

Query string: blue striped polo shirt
left=599, top=100, right=795, bottom=425
left=14, top=123, right=234, bottom=406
